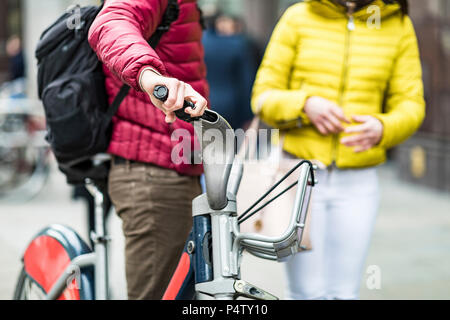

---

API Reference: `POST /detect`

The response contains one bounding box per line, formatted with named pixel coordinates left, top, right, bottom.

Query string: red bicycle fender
left=23, top=235, right=80, bottom=300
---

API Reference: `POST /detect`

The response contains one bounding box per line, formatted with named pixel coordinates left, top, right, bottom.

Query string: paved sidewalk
left=241, top=163, right=450, bottom=300
left=0, top=161, right=449, bottom=300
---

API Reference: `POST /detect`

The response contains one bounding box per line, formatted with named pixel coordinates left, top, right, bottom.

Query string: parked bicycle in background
left=0, top=80, right=50, bottom=202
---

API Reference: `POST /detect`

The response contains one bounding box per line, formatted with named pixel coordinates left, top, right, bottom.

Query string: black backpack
left=36, top=0, right=179, bottom=185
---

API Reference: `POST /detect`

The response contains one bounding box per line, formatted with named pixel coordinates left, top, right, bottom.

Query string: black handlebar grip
left=153, top=85, right=199, bottom=122
left=153, top=85, right=169, bottom=101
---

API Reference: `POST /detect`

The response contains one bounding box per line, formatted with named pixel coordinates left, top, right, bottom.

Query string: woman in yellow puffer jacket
left=252, top=0, right=425, bottom=299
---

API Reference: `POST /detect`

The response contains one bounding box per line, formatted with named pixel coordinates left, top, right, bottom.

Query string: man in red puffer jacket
left=88, top=0, right=209, bottom=300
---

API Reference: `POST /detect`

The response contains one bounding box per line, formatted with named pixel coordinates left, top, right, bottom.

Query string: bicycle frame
left=162, top=111, right=315, bottom=300
left=163, top=166, right=313, bottom=300
left=44, top=181, right=110, bottom=300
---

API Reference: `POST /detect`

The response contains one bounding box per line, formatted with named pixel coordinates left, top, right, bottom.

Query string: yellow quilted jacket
left=252, top=0, right=425, bottom=168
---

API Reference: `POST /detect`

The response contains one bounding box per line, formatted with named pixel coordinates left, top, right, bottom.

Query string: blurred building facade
left=397, top=0, right=450, bottom=192
left=0, top=0, right=22, bottom=84
left=0, top=0, right=98, bottom=97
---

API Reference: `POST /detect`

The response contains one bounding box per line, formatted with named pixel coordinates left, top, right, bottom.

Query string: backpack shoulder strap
left=149, top=0, right=180, bottom=48
left=107, top=0, right=179, bottom=119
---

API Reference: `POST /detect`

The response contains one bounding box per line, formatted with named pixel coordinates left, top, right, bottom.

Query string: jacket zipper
left=332, top=3, right=355, bottom=166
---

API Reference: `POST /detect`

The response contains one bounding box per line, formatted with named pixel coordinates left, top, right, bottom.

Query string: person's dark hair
left=204, top=12, right=221, bottom=31
left=383, top=0, right=408, bottom=15
left=332, top=0, right=409, bottom=15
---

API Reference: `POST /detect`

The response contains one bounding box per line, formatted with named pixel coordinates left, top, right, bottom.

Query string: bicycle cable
left=237, top=160, right=315, bottom=224
left=238, top=180, right=298, bottom=225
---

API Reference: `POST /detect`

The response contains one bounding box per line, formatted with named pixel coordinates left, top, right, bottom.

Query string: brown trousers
left=108, top=159, right=202, bottom=300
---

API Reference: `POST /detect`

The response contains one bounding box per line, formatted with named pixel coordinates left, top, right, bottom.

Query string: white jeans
left=284, top=166, right=380, bottom=300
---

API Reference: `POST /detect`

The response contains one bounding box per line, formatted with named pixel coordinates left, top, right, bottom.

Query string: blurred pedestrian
left=6, top=35, right=25, bottom=81
left=88, top=0, right=208, bottom=300
left=252, top=0, right=424, bottom=300
left=202, top=13, right=257, bottom=130
left=2, top=35, right=26, bottom=99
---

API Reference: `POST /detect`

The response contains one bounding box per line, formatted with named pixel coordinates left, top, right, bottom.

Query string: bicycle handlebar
left=153, top=85, right=236, bottom=210
left=153, top=85, right=315, bottom=263
left=153, top=86, right=218, bottom=123
left=153, top=85, right=199, bottom=122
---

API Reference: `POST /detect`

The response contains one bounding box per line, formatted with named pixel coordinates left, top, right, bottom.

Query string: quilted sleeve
left=251, top=5, right=311, bottom=128
left=373, top=16, right=426, bottom=149
left=88, top=0, right=168, bottom=91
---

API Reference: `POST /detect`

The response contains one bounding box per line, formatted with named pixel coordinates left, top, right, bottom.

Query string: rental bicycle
left=13, top=86, right=316, bottom=300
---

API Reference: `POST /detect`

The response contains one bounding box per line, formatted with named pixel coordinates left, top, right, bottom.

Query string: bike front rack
left=190, top=111, right=315, bottom=300
left=232, top=162, right=313, bottom=262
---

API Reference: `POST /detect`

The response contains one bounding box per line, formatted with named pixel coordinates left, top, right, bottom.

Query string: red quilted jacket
left=88, top=0, right=208, bottom=176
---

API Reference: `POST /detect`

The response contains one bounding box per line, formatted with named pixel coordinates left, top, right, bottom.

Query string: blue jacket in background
left=202, top=29, right=257, bottom=130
